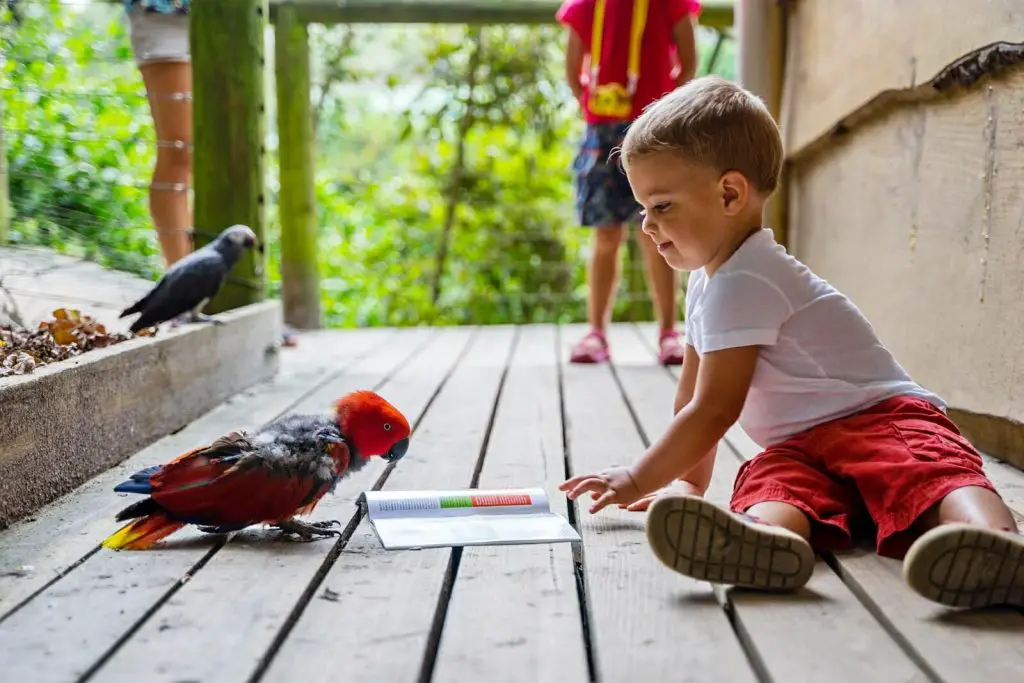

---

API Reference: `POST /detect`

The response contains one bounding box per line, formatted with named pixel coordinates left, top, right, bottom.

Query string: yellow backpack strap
left=626, top=0, right=650, bottom=95
left=589, top=0, right=650, bottom=95
left=589, top=0, right=607, bottom=86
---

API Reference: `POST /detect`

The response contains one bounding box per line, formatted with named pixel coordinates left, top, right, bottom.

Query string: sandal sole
left=902, top=523, right=1024, bottom=608
left=645, top=495, right=815, bottom=590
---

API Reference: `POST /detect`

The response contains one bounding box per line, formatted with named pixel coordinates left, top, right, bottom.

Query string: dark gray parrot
left=119, top=224, right=261, bottom=333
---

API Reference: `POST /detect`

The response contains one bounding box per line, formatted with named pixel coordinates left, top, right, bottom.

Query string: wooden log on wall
left=788, top=65, right=1024, bottom=466
left=190, top=0, right=269, bottom=313
left=274, top=4, right=322, bottom=329
left=781, top=0, right=1024, bottom=161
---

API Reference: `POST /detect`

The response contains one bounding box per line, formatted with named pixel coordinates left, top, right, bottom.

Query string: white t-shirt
left=684, top=228, right=944, bottom=448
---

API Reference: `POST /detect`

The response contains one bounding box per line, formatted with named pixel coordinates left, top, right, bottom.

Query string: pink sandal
left=570, top=329, right=610, bottom=363
left=657, top=329, right=685, bottom=366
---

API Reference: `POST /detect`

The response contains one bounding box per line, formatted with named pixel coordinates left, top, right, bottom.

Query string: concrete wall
left=779, top=0, right=1024, bottom=464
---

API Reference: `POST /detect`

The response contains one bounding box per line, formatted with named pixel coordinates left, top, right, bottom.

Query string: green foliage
left=3, top=2, right=737, bottom=326
left=1, top=0, right=163, bottom=279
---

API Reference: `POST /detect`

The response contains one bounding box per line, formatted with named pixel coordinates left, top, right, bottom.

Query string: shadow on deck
left=1, top=322, right=1023, bottom=682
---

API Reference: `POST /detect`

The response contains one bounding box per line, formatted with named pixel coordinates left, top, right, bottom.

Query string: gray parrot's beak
left=384, top=437, right=410, bottom=464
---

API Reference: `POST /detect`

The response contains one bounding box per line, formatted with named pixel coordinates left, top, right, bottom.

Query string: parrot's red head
left=333, top=390, right=412, bottom=463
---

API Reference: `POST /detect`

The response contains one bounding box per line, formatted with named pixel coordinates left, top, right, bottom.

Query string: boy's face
left=625, top=152, right=751, bottom=273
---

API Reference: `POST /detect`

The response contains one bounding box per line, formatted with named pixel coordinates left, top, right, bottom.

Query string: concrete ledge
left=0, top=300, right=282, bottom=529
left=950, top=408, right=1024, bottom=472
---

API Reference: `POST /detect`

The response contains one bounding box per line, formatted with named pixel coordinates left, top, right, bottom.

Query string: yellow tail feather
left=102, top=514, right=184, bottom=550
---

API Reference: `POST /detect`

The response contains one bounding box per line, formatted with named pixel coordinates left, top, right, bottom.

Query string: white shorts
left=127, top=11, right=190, bottom=66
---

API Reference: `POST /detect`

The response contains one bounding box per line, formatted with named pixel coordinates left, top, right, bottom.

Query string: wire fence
left=0, top=0, right=735, bottom=329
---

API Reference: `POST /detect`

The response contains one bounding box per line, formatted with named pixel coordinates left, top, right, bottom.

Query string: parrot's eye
left=383, top=423, right=392, bottom=431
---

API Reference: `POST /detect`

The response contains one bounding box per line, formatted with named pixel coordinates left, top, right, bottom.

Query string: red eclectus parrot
left=102, top=390, right=411, bottom=550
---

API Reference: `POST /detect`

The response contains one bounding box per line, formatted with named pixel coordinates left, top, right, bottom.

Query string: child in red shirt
left=557, top=0, right=701, bottom=365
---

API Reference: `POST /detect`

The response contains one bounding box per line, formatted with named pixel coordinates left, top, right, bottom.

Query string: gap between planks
left=256, top=325, right=519, bottom=683
left=80, top=325, right=476, bottom=683
left=427, top=324, right=591, bottom=683
left=609, top=324, right=926, bottom=683
left=561, top=322, right=759, bottom=683
left=0, top=325, right=436, bottom=683
left=635, top=320, right=1024, bottom=682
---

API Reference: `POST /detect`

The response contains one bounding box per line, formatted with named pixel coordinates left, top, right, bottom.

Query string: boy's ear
left=719, top=171, right=749, bottom=216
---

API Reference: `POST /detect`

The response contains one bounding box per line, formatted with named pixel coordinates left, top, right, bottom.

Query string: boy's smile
left=625, top=151, right=759, bottom=276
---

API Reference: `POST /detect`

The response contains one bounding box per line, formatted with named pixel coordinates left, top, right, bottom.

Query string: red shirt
left=556, top=0, right=701, bottom=124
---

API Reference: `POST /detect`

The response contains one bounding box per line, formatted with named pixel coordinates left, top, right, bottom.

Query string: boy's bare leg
left=139, top=60, right=193, bottom=267
left=903, top=485, right=1024, bottom=608
left=637, top=232, right=678, bottom=332
left=638, top=232, right=685, bottom=364
left=645, top=495, right=816, bottom=591
left=570, top=225, right=624, bottom=362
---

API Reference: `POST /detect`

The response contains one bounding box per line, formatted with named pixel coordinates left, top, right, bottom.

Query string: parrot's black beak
left=384, top=437, right=409, bottom=463
left=255, top=240, right=265, bottom=255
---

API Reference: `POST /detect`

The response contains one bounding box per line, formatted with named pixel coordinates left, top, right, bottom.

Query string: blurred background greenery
left=0, top=0, right=735, bottom=327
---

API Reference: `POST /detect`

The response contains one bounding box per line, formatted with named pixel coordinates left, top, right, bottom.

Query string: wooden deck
left=2, top=322, right=1024, bottom=683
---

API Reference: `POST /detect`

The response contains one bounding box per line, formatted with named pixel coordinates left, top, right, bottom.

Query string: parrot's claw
left=274, top=518, right=343, bottom=542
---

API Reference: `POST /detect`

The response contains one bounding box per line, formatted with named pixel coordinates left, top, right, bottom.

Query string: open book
left=358, top=487, right=582, bottom=550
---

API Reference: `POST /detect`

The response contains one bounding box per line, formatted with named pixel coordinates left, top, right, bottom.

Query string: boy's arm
left=628, top=344, right=759, bottom=497
left=563, top=28, right=586, bottom=102
left=671, top=16, right=698, bottom=86
left=673, top=342, right=716, bottom=495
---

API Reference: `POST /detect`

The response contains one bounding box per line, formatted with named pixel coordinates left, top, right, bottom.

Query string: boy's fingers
left=590, top=489, right=617, bottom=514
left=559, top=473, right=595, bottom=491
left=626, top=497, right=651, bottom=512
left=567, top=478, right=606, bottom=500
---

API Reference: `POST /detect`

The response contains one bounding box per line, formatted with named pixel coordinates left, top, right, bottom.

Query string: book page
left=359, top=487, right=581, bottom=550
left=362, top=488, right=551, bottom=520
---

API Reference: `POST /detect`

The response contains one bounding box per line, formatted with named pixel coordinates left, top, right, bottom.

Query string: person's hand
left=618, top=479, right=705, bottom=512
left=559, top=466, right=643, bottom=514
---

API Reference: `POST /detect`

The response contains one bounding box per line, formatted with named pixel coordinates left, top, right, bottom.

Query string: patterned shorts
left=571, top=122, right=640, bottom=228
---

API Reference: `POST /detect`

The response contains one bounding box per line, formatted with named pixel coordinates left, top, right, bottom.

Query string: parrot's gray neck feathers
left=211, top=238, right=247, bottom=268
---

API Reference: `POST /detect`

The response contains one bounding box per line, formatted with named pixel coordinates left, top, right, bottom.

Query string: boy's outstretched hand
left=560, top=466, right=643, bottom=514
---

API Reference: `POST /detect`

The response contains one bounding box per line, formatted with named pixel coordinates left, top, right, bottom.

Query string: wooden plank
left=0, top=326, right=396, bottom=616
left=275, top=3, right=322, bottom=330
left=607, top=324, right=925, bottom=683
left=268, top=0, right=734, bottom=28
left=781, top=0, right=1024, bottom=158
left=788, top=66, right=1024, bottom=460
left=432, top=324, right=589, bottom=683
left=721, top=394, right=1024, bottom=682
left=260, top=325, right=516, bottom=683
left=0, top=328, right=430, bottom=683
left=86, top=326, right=473, bottom=683
left=190, top=0, right=268, bottom=312
left=560, top=322, right=758, bottom=683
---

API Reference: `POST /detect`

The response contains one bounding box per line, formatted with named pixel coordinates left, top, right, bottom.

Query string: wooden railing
left=182, top=0, right=736, bottom=326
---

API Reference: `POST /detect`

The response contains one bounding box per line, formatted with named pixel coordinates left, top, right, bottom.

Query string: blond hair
left=620, top=76, right=783, bottom=195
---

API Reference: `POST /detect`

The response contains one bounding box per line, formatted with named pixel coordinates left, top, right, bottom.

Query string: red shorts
left=729, top=395, right=998, bottom=559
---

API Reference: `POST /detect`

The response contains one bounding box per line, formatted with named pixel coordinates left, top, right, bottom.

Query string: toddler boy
left=560, top=76, right=1024, bottom=609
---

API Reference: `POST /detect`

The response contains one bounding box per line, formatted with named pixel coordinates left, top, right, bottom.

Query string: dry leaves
left=0, top=308, right=156, bottom=378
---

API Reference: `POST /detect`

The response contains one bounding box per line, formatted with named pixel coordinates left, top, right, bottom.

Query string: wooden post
left=190, top=0, right=268, bottom=313
left=274, top=4, right=322, bottom=329
left=736, top=0, right=788, bottom=249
